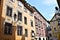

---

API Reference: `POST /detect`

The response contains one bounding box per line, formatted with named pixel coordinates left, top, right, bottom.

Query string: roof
left=50, top=13, right=60, bottom=22
left=32, top=6, right=49, bottom=23
left=57, top=0, right=60, bottom=8
left=19, top=0, right=49, bottom=23
left=23, top=2, right=35, bottom=13
left=19, top=0, right=35, bottom=13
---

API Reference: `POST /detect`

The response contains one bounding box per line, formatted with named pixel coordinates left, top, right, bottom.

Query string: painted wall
left=34, top=12, right=47, bottom=39
left=0, top=0, right=36, bottom=40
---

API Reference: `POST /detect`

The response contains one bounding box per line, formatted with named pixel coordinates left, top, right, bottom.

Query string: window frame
left=58, top=20, right=60, bottom=25
left=18, top=11, right=22, bottom=21
left=31, top=30, right=35, bottom=37
left=17, top=26, right=23, bottom=36
left=24, top=17, right=27, bottom=24
left=4, top=22, right=12, bottom=35
left=30, top=20, right=33, bottom=27
left=25, top=29, right=28, bottom=37
left=6, top=6, right=12, bottom=17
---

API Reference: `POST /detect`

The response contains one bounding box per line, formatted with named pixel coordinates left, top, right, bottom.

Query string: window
left=36, top=28, right=38, bottom=34
left=14, top=14, right=17, bottom=21
left=6, top=6, right=12, bottom=17
left=24, top=17, right=27, bottom=24
left=38, top=21, right=41, bottom=27
left=4, top=22, right=12, bottom=35
left=18, top=11, right=22, bottom=21
left=54, top=27, right=57, bottom=31
left=25, top=29, right=28, bottom=37
left=58, top=20, right=60, bottom=25
left=17, top=26, right=22, bottom=35
left=18, top=0, right=23, bottom=7
left=49, top=34, right=52, bottom=37
left=31, top=20, right=33, bottom=27
left=31, top=30, right=35, bottom=37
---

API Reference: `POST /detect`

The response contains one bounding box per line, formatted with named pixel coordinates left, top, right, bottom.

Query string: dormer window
left=18, top=0, right=23, bottom=7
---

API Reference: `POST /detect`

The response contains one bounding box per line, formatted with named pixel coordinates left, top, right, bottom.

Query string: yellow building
left=50, top=0, right=60, bottom=40
left=50, top=10, right=60, bottom=40
left=0, top=0, right=36, bottom=40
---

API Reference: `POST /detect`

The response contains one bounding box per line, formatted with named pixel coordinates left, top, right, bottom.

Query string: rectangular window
left=31, top=30, right=34, bottom=37
left=17, top=26, right=22, bottom=35
left=24, top=17, right=27, bottom=24
left=6, top=6, right=12, bottom=17
left=58, top=20, right=60, bottom=25
left=4, top=22, right=12, bottom=35
left=18, top=11, right=22, bottom=21
left=31, top=20, right=33, bottom=27
left=25, top=29, right=28, bottom=37
left=38, top=21, right=41, bottom=28
left=54, top=27, right=57, bottom=31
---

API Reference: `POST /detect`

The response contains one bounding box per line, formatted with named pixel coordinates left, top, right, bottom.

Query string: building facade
left=46, top=22, right=52, bottom=40
left=50, top=8, right=60, bottom=40
left=0, top=0, right=36, bottom=40
left=33, top=7, right=47, bottom=40
left=50, top=0, right=60, bottom=40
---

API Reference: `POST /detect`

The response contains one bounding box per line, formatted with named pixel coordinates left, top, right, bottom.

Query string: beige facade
left=0, top=0, right=36, bottom=40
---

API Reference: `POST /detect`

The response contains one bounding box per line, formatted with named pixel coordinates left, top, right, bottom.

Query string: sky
left=26, top=0, right=58, bottom=21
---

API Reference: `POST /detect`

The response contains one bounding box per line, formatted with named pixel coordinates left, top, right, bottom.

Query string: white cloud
left=43, top=0, right=57, bottom=5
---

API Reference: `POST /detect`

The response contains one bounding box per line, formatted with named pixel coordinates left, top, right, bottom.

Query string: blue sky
left=26, top=0, right=58, bottom=20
